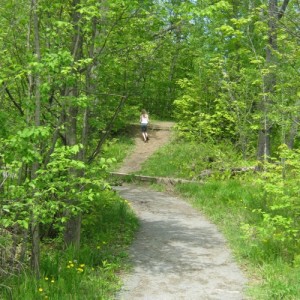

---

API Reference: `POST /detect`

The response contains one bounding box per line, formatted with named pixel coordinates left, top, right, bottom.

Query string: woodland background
left=0, top=0, right=299, bottom=298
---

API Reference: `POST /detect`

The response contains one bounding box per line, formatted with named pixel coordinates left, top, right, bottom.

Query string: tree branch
left=278, top=0, right=290, bottom=19
left=3, top=84, right=24, bottom=116
left=88, top=95, right=128, bottom=164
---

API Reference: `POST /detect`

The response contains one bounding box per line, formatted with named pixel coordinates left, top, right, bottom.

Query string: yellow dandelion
left=70, top=263, right=74, bottom=267
left=67, top=265, right=70, bottom=269
left=38, top=288, right=43, bottom=292
left=44, top=277, right=48, bottom=281
left=68, top=260, right=72, bottom=264
left=80, top=264, right=85, bottom=268
left=77, top=268, right=84, bottom=272
left=51, top=279, right=55, bottom=283
left=96, top=246, right=101, bottom=249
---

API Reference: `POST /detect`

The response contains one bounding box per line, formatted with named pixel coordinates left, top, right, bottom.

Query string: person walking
left=140, top=109, right=149, bottom=142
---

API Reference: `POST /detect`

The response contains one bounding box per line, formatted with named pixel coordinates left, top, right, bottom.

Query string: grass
left=138, top=138, right=300, bottom=299
left=139, top=140, right=254, bottom=179
left=0, top=190, right=138, bottom=300
left=173, top=180, right=300, bottom=299
left=101, top=136, right=135, bottom=171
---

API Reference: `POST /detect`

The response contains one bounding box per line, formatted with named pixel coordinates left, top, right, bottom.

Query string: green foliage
left=0, top=190, right=138, bottom=300
left=173, top=0, right=300, bottom=157
left=0, top=127, right=113, bottom=233
left=241, top=145, right=300, bottom=262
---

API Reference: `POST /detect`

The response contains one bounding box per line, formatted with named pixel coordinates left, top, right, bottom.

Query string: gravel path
left=114, top=185, right=248, bottom=300
left=113, top=121, right=249, bottom=299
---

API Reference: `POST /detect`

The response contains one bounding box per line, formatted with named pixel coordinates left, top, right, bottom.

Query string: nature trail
left=117, top=121, right=175, bottom=174
left=114, top=121, right=248, bottom=300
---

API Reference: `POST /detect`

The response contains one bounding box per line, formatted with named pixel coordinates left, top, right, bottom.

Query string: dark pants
left=141, top=124, right=147, bottom=133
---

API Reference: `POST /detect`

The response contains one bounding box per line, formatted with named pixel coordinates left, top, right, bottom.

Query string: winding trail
left=114, top=121, right=248, bottom=300
left=117, top=121, right=175, bottom=174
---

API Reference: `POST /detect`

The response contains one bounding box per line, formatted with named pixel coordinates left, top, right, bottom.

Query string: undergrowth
left=0, top=135, right=138, bottom=300
left=0, top=189, right=138, bottom=300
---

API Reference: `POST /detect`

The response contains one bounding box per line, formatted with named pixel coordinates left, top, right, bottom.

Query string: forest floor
left=113, top=121, right=249, bottom=300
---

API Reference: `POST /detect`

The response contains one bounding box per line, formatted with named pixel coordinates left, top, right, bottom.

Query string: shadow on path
left=114, top=185, right=248, bottom=300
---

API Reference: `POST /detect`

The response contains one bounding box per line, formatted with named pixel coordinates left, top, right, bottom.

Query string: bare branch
left=88, top=95, right=128, bottom=164
left=3, top=84, right=24, bottom=116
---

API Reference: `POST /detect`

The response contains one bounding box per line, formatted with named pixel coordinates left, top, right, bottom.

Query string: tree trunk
left=63, top=213, right=82, bottom=249
left=257, top=0, right=290, bottom=161
left=30, top=0, right=41, bottom=278
left=287, top=100, right=300, bottom=149
left=63, top=104, right=82, bottom=249
left=287, top=118, right=299, bottom=149
left=63, top=0, right=83, bottom=249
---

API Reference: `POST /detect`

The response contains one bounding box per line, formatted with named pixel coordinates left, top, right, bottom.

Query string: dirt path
left=117, top=121, right=175, bottom=174
left=113, top=122, right=249, bottom=300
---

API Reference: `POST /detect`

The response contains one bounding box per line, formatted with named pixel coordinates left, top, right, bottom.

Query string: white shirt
left=140, top=114, right=149, bottom=124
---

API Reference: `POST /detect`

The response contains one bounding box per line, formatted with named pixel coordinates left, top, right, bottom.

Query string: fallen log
left=198, top=166, right=257, bottom=179
left=109, top=172, right=199, bottom=185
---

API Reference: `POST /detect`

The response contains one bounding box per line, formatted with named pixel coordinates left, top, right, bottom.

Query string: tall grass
left=175, top=180, right=300, bottom=299
left=139, top=140, right=253, bottom=179
left=102, top=136, right=135, bottom=171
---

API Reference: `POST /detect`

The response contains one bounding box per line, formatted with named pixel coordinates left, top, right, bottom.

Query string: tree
left=257, top=0, right=290, bottom=161
left=1, top=0, right=191, bottom=275
left=173, top=0, right=297, bottom=162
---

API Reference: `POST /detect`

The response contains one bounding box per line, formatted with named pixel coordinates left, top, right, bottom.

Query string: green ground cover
left=138, top=140, right=253, bottom=179
left=0, top=189, right=138, bottom=300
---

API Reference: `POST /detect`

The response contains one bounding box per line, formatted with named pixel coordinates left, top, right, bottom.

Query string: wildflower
left=80, top=264, right=85, bottom=268
left=38, top=288, right=43, bottom=292
left=44, top=277, right=49, bottom=281
left=77, top=268, right=84, bottom=273
left=51, top=279, right=55, bottom=283
left=96, top=245, right=101, bottom=250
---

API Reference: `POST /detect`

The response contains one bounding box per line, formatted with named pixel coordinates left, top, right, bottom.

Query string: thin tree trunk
left=287, top=100, right=300, bottom=149
left=30, top=0, right=41, bottom=278
left=287, top=118, right=299, bottom=149
left=257, top=0, right=290, bottom=161
left=63, top=105, right=82, bottom=249
left=63, top=0, right=83, bottom=249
